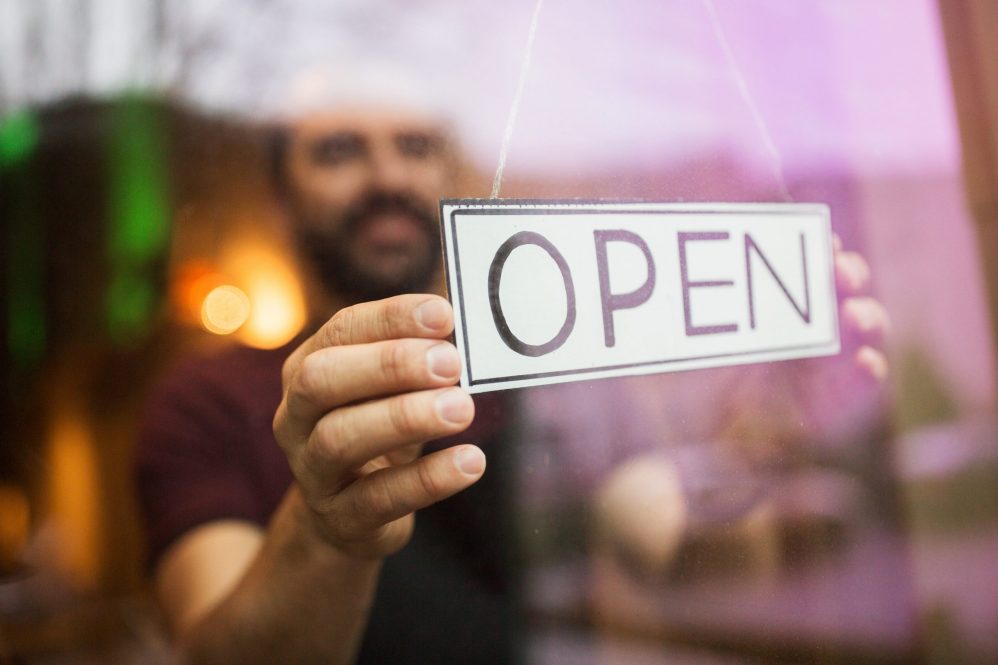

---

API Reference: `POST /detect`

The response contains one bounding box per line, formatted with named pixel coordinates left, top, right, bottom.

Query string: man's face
left=282, top=108, right=453, bottom=304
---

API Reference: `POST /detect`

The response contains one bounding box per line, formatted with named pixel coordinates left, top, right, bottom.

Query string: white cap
left=264, top=58, right=448, bottom=123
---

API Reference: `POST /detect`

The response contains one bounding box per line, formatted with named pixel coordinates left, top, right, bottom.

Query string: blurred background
left=1, top=0, right=997, bottom=663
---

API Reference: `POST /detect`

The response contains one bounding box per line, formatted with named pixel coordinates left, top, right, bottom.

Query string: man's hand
left=793, top=237, right=890, bottom=444
left=834, top=235, right=889, bottom=381
left=725, top=238, right=891, bottom=451
left=272, top=294, right=485, bottom=559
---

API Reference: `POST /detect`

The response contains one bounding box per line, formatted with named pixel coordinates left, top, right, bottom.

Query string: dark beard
left=293, top=191, right=442, bottom=304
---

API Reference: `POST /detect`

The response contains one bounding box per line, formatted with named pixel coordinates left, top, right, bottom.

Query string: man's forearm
left=180, top=488, right=383, bottom=665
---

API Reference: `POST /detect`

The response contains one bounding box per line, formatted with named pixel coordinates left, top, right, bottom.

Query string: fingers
left=282, top=295, right=453, bottom=388
left=834, top=250, right=871, bottom=296
left=270, top=294, right=479, bottom=559
left=831, top=242, right=890, bottom=383
left=317, top=295, right=453, bottom=347
left=840, top=296, right=890, bottom=349
left=855, top=345, right=888, bottom=382
left=297, top=388, right=475, bottom=493
left=329, top=445, right=486, bottom=546
left=837, top=296, right=889, bottom=386
left=278, top=339, right=462, bottom=440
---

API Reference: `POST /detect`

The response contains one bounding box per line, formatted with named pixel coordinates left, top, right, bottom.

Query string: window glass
left=1, top=2, right=995, bottom=663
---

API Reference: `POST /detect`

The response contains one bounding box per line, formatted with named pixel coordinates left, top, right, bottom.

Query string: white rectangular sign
left=439, top=200, right=839, bottom=393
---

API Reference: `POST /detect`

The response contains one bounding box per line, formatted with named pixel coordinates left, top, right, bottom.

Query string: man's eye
left=310, top=134, right=364, bottom=165
left=395, top=133, right=442, bottom=159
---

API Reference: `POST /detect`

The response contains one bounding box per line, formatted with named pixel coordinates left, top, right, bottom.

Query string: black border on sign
left=437, top=200, right=838, bottom=389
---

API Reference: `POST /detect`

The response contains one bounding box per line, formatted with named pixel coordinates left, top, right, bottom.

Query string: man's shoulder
left=161, top=339, right=296, bottom=390
left=143, top=337, right=303, bottom=425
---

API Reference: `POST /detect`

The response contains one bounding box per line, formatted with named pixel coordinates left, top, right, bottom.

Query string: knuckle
left=362, top=480, right=396, bottom=523
left=379, top=340, right=416, bottom=385
left=307, top=492, right=339, bottom=526
left=318, top=502, right=354, bottom=540
left=288, top=456, right=316, bottom=496
left=296, top=351, right=331, bottom=399
left=341, top=486, right=388, bottom=538
left=310, top=486, right=379, bottom=546
left=376, top=304, right=394, bottom=340
left=318, top=479, right=417, bottom=555
left=378, top=298, right=407, bottom=339
left=306, top=416, right=348, bottom=470
left=415, top=461, right=443, bottom=500
left=272, top=402, right=291, bottom=447
left=325, top=307, right=357, bottom=347
left=280, top=355, right=298, bottom=390
left=387, top=394, right=425, bottom=438
left=395, top=295, right=417, bottom=322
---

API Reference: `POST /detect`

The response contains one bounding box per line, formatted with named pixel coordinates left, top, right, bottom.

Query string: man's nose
left=369, top=147, right=410, bottom=191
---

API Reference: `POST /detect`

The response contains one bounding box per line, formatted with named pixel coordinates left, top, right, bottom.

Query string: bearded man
left=137, top=106, right=518, bottom=664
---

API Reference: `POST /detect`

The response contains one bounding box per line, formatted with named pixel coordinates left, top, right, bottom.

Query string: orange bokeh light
left=201, top=284, right=252, bottom=335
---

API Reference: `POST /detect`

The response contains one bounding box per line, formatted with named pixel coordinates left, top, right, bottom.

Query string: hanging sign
left=439, top=200, right=839, bottom=393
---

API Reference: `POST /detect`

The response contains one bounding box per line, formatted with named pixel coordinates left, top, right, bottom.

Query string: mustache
left=343, top=190, right=438, bottom=237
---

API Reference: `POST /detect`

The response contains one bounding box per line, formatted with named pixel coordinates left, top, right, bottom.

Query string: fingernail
left=455, top=446, right=485, bottom=476
left=436, top=388, right=473, bottom=425
left=416, top=299, right=450, bottom=332
left=426, top=343, right=461, bottom=381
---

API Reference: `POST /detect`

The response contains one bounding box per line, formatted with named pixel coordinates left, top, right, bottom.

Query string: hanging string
left=491, top=0, right=790, bottom=202
left=491, top=0, right=545, bottom=199
left=701, top=0, right=793, bottom=202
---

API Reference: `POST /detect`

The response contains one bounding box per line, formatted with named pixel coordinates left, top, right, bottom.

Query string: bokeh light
left=223, top=240, right=307, bottom=350
left=200, top=284, right=251, bottom=335
left=46, top=405, right=101, bottom=589
left=0, top=484, right=30, bottom=573
left=174, top=244, right=307, bottom=347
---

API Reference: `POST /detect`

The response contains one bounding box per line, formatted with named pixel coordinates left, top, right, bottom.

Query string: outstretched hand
left=272, top=294, right=484, bottom=559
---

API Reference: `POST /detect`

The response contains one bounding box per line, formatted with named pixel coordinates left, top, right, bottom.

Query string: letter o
left=488, top=231, right=577, bottom=357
